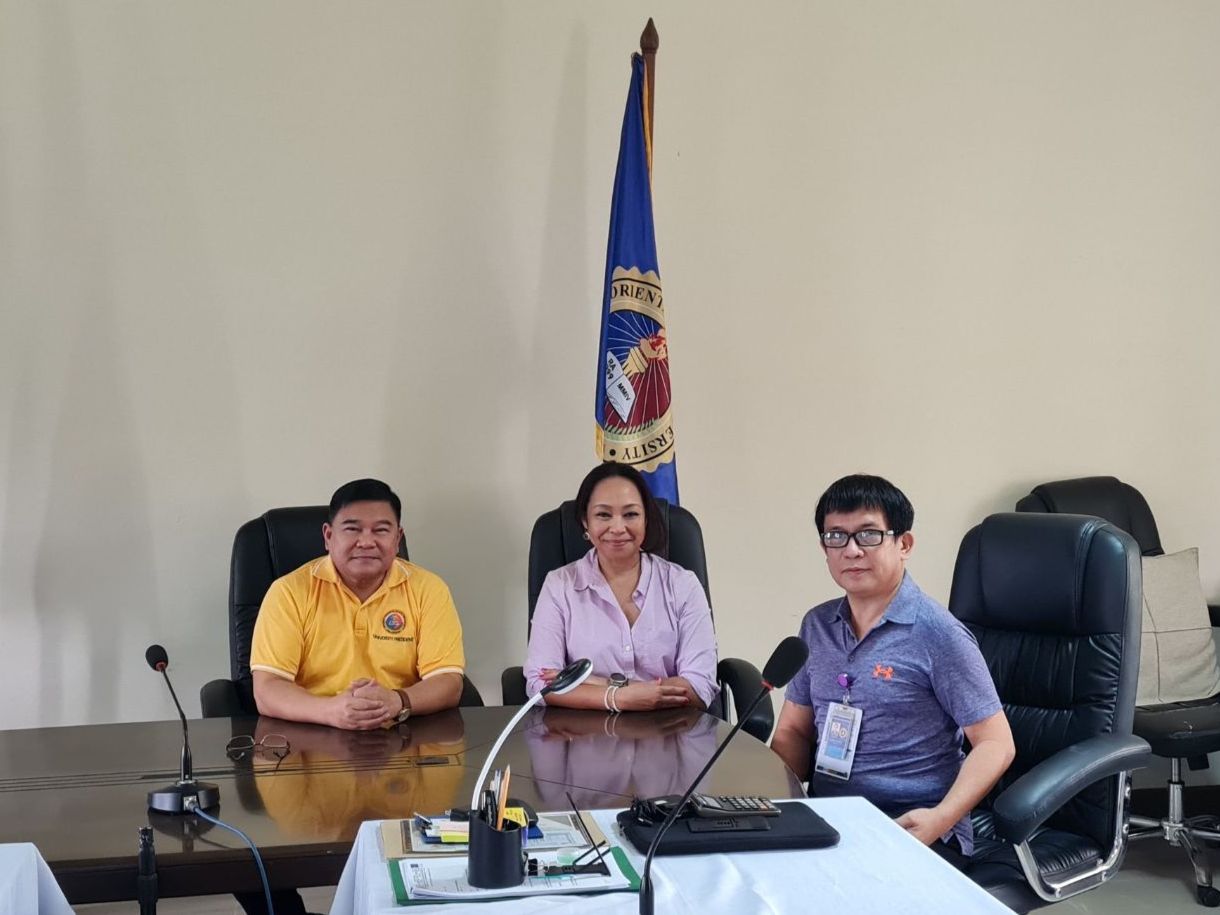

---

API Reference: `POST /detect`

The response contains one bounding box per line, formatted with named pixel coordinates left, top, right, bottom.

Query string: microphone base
left=147, top=781, right=220, bottom=814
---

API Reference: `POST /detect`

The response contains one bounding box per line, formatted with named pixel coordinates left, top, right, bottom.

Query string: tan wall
left=3, top=0, right=1219, bottom=781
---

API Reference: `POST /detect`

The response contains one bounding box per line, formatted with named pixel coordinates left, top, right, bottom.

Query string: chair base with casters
left=1129, top=693, right=1220, bottom=907
left=1129, top=756, right=1220, bottom=907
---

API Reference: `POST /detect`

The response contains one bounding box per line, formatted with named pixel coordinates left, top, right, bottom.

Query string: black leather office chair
left=1018, top=476, right=1220, bottom=906
left=200, top=506, right=483, bottom=717
left=500, top=500, right=774, bottom=743
left=949, top=513, right=1150, bottom=912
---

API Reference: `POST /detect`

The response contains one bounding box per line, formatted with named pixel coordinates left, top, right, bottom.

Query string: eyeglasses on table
left=226, top=733, right=290, bottom=760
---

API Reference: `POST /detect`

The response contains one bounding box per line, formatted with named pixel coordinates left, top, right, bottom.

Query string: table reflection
left=229, top=711, right=467, bottom=840
left=522, top=707, right=718, bottom=808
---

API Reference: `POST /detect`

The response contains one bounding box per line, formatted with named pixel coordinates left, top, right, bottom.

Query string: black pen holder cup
left=466, top=813, right=525, bottom=889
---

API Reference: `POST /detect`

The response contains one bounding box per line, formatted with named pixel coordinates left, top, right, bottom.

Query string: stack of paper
left=390, top=847, right=640, bottom=902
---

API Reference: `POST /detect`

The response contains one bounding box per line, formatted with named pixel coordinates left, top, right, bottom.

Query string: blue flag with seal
left=594, top=52, right=679, bottom=504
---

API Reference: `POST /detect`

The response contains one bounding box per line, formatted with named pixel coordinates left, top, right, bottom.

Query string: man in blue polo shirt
left=771, top=474, right=1015, bottom=865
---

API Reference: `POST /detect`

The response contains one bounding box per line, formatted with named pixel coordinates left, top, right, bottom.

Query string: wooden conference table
left=0, top=706, right=803, bottom=904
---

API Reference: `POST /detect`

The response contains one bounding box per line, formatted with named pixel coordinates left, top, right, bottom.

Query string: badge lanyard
left=816, top=673, right=862, bottom=781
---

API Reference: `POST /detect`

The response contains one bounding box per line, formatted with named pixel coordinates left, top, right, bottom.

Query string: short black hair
left=328, top=478, right=402, bottom=524
left=814, top=474, right=914, bottom=535
left=574, top=462, right=668, bottom=555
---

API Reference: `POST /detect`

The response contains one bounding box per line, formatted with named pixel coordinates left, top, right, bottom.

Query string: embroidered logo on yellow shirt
left=375, top=609, right=415, bottom=644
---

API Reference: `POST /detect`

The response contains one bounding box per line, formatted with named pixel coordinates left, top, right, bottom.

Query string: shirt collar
left=573, top=548, right=652, bottom=601
left=830, top=571, right=920, bottom=626
left=312, top=555, right=409, bottom=596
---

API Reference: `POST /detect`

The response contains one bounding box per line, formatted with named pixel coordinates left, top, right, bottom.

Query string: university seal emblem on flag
left=600, top=266, right=674, bottom=467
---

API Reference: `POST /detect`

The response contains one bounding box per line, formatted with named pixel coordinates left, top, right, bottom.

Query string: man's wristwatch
left=609, top=673, right=628, bottom=688
left=394, top=688, right=412, bottom=723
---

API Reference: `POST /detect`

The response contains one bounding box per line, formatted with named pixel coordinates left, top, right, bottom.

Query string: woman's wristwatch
left=394, top=688, right=412, bottom=723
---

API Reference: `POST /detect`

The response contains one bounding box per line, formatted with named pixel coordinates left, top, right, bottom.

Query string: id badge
left=814, top=701, right=862, bottom=780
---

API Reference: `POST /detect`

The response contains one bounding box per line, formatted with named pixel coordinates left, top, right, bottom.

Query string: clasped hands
left=328, top=677, right=404, bottom=730
left=539, top=669, right=694, bottom=710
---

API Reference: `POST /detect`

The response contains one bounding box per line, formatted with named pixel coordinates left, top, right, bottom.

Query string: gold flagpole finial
left=640, top=19, right=658, bottom=178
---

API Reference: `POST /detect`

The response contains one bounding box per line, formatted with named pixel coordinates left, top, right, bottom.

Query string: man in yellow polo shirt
left=250, top=478, right=466, bottom=729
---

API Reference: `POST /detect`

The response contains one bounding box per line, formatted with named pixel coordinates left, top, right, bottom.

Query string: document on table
left=390, top=846, right=639, bottom=902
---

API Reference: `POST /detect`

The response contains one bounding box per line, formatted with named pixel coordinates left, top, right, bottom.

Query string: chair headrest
left=246, top=505, right=409, bottom=582
left=951, top=512, right=1139, bottom=636
left=260, top=507, right=330, bottom=577
left=1016, top=476, right=1162, bottom=556
left=554, top=498, right=676, bottom=561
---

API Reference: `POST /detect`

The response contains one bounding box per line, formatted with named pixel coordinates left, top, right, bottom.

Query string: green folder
left=388, top=846, right=641, bottom=906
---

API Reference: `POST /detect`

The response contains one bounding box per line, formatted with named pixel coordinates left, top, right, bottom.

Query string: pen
left=496, top=765, right=512, bottom=829
left=483, top=788, right=497, bottom=827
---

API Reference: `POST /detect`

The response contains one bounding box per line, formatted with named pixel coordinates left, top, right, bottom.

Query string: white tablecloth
left=330, top=797, right=1015, bottom=914
left=0, top=844, right=74, bottom=915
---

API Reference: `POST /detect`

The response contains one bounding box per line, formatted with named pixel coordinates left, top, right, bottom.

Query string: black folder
left=616, top=801, right=840, bottom=856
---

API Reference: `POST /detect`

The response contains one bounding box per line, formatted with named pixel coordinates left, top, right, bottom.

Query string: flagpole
left=640, top=18, right=658, bottom=176
left=595, top=22, right=679, bottom=503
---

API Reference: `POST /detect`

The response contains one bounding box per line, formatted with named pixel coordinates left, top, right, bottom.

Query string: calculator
left=689, top=794, right=781, bottom=817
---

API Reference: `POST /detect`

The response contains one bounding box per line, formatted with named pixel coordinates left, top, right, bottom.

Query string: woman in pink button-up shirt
left=523, top=463, right=720, bottom=711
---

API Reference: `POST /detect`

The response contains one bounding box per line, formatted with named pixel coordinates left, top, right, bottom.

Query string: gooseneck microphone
left=638, top=636, right=809, bottom=915
left=146, top=645, right=194, bottom=781
left=145, top=644, right=220, bottom=814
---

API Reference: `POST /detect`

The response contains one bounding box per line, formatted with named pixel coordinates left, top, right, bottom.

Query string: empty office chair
left=950, top=513, right=1150, bottom=912
left=200, top=506, right=483, bottom=717
left=500, top=500, right=774, bottom=743
left=1018, top=476, right=1220, bottom=906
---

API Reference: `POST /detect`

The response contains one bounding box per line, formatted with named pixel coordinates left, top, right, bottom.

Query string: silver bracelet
left=608, top=684, right=622, bottom=713
left=603, top=683, right=615, bottom=711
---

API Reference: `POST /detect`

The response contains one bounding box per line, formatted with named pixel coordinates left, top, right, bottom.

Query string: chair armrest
left=717, top=657, right=773, bottom=742
left=501, top=666, right=527, bottom=706
left=1209, top=604, right=1220, bottom=628
left=200, top=678, right=243, bottom=718
left=458, top=675, right=485, bottom=708
left=992, top=734, right=1151, bottom=844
